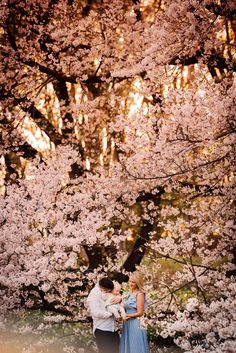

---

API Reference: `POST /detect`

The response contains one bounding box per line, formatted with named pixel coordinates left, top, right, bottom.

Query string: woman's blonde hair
left=130, top=270, right=144, bottom=292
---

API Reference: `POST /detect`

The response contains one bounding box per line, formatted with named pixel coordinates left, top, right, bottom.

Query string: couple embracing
left=86, top=271, right=149, bottom=353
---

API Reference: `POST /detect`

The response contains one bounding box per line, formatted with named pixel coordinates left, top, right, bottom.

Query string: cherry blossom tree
left=0, top=1, right=235, bottom=352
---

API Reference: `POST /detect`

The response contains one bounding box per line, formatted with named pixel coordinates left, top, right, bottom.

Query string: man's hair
left=99, top=277, right=114, bottom=291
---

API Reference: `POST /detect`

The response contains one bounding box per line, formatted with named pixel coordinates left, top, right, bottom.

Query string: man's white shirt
left=86, top=284, right=117, bottom=334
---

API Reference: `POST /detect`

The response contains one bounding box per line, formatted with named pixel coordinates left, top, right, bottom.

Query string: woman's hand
left=124, top=315, right=131, bottom=321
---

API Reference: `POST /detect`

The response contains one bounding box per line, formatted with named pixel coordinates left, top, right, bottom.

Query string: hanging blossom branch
left=146, top=250, right=218, bottom=272
left=187, top=252, right=208, bottom=304
left=164, top=283, right=179, bottom=312
left=119, top=152, right=231, bottom=181
left=150, top=268, right=210, bottom=307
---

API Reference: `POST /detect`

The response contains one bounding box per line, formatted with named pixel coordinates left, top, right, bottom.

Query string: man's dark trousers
left=94, top=328, right=120, bottom=353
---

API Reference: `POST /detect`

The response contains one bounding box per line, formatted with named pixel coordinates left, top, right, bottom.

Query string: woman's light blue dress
left=119, top=293, right=149, bottom=353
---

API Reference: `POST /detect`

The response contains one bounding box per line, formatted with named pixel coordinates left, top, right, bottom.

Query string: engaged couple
left=86, top=271, right=149, bottom=353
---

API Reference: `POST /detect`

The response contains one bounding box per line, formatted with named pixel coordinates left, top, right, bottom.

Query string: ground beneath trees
left=0, top=311, right=183, bottom=353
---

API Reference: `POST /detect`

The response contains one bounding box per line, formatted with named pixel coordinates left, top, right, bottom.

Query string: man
left=86, top=277, right=121, bottom=353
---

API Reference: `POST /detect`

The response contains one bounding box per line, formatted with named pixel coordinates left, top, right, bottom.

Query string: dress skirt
left=119, top=293, right=149, bottom=353
left=120, top=317, right=149, bottom=353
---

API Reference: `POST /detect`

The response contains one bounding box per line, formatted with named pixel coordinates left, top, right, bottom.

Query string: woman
left=120, top=271, right=149, bottom=353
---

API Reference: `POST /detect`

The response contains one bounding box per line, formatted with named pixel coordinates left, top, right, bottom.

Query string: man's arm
left=87, top=291, right=113, bottom=319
